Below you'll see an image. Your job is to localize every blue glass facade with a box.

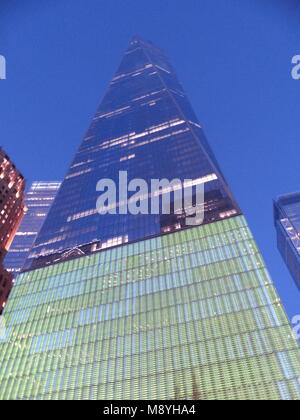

[24,37,240,269]
[4,182,61,274]
[1,37,299,400]
[274,192,300,290]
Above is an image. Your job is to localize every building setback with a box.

[4,181,61,275]
[0,38,300,400]
[0,148,25,313]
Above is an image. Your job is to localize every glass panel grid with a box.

[1,216,300,400]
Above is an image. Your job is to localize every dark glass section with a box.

[274,192,300,290]
[24,37,240,269]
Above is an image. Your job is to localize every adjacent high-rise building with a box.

[4,181,61,275]
[1,38,300,400]
[0,148,25,313]
[274,192,300,291]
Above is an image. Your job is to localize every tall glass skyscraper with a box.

[274,192,300,291]
[1,37,300,400]
[4,182,61,275]
[24,36,240,269]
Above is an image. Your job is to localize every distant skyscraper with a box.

[0,148,25,313]
[274,192,300,291]
[1,38,300,400]
[4,181,61,274]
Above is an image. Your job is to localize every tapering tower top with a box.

[24,36,240,270]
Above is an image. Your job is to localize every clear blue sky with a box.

[1,0,300,320]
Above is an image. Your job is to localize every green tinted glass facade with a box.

[1,216,300,400]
